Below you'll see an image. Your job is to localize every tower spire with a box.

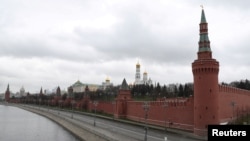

[198,8,212,59]
[7,83,9,92]
[5,84,10,102]
[200,6,206,23]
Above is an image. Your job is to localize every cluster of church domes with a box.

[134,61,152,85]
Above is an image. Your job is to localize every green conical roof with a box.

[201,9,207,23]
[198,8,211,52]
[120,78,129,90]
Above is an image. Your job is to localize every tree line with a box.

[221,79,250,90]
[131,82,193,100]
[16,79,250,103]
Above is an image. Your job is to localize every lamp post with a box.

[89,101,92,112]
[142,102,150,141]
[163,98,168,132]
[39,98,42,110]
[47,99,49,111]
[112,101,116,120]
[231,101,236,124]
[71,100,75,119]
[93,100,98,126]
[248,107,250,125]
[58,100,63,115]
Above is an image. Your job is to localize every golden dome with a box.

[136,61,140,67]
[106,76,110,82]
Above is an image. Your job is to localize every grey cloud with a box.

[1,0,250,93]
[74,8,197,65]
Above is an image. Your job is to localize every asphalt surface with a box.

[15,104,207,141]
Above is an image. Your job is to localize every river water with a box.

[0,104,80,141]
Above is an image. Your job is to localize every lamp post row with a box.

[163,99,168,132]
[142,102,150,141]
[93,100,98,126]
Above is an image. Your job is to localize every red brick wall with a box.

[87,97,194,131]
[219,85,250,124]
[126,98,194,131]
[89,101,115,115]
[85,85,250,134]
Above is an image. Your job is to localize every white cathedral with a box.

[134,61,153,85]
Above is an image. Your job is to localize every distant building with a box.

[168,83,179,93]
[20,86,26,97]
[134,61,152,85]
[0,93,5,100]
[5,84,10,102]
[69,80,100,93]
[101,76,113,90]
[56,86,61,96]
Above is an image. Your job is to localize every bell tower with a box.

[192,8,220,136]
[135,61,141,85]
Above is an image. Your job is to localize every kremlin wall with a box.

[4,9,250,137]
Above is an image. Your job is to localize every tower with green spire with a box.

[192,8,220,136]
[5,84,10,102]
[198,8,212,59]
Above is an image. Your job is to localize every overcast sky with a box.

[1,0,250,93]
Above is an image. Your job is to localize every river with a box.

[0,104,80,141]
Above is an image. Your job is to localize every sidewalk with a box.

[17,104,207,141]
[17,105,142,141]
[71,109,207,141]
[112,117,207,141]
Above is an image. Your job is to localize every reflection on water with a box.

[0,105,80,141]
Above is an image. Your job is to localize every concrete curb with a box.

[17,105,109,141]
[14,104,207,141]
[16,105,140,141]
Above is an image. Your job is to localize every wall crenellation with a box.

[219,84,250,95]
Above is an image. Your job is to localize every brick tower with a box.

[5,84,10,102]
[192,8,220,136]
[114,78,132,118]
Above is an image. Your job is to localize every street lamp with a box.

[93,100,98,126]
[142,101,150,141]
[231,101,236,124]
[71,100,75,119]
[58,100,63,115]
[163,98,168,131]
[47,99,50,111]
[112,101,116,120]
[248,107,250,125]
[39,98,42,110]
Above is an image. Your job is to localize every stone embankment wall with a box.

[15,105,109,141]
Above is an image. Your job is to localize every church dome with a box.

[72,80,84,87]
[106,76,110,82]
[136,61,140,67]
[20,86,25,92]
